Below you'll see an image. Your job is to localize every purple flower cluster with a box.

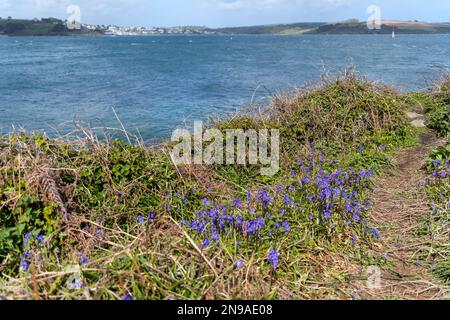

[20,232,46,272]
[179,145,381,272]
[268,249,279,269]
[20,250,31,271]
[431,160,449,179]
[294,149,374,227]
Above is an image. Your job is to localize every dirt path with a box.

[358,131,449,300]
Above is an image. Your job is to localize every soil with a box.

[355,131,449,299]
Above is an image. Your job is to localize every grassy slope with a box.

[213,21,450,35]
[416,76,450,284]
[0,72,448,300]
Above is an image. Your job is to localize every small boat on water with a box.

[392,29,396,39]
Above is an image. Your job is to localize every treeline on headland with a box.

[0,70,448,299]
[0,17,103,36]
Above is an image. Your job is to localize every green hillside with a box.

[0,17,102,36]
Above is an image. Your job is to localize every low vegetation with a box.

[420,141,449,284]
[0,71,448,300]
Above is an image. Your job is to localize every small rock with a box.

[406,112,422,120]
[411,119,426,128]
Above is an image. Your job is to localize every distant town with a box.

[102,25,216,36]
[1,16,450,36]
[0,16,218,36]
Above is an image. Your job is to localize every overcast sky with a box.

[1,0,449,27]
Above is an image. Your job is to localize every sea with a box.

[1,34,449,140]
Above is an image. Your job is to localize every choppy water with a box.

[0,34,449,140]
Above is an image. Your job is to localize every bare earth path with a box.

[358,131,449,300]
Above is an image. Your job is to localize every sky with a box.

[0,0,449,28]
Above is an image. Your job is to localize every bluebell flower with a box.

[136,216,145,223]
[247,217,265,235]
[257,189,273,209]
[203,198,209,206]
[148,212,156,221]
[68,279,85,290]
[122,294,134,301]
[235,215,243,228]
[80,256,90,264]
[284,194,292,206]
[236,260,244,269]
[247,190,252,203]
[24,232,32,246]
[433,160,441,168]
[35,234,45,244]
[20,254,29,271]
[282,221,290,233]
[318,152,325,163]
[323,210,331,219]
[370,227,381,239]
[268,249,279,269]
[202,238,211,249]
[232,198,242,207]
[211,226,219,242]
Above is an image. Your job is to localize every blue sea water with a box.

[0,34,449,140]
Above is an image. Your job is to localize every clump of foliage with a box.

[271,71,410,147]
[0,71,420,300]
[211,71,414,187]
[422,140,450,283]
[423,75,450,137]
[184,146,380,273]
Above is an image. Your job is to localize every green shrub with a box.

[424,76,450,137]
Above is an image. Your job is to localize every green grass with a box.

[0,71,445,300]
[417,139,450,284]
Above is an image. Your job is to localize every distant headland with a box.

[1,17,450,36]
